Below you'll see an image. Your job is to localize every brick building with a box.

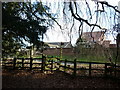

[77,31,111,48]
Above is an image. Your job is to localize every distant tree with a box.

[113,23,120,63]
[113,23,120,47]
[2,2,53,57]
[62,0,120,63]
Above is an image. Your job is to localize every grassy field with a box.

[60,55,120,64]
[62,55,107,62]
[16,54,120,64]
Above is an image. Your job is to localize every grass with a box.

[61,55,107,62]
[61,55,120,64]
[12,54,120,64]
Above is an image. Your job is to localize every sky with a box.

[41,0,120,45]
[27,0,120,46]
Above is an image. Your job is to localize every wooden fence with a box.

[2,56,59,72]
[2,57,120,78]
[59,59,120,78]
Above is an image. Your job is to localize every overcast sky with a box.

[42,0,120,45]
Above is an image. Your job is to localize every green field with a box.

[47,55,120,64]
[61,55,107,62]
[16,53,120,64]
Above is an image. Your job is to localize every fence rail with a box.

[2,57,120,78]
[59,59,120,77]
[2,57,59,72]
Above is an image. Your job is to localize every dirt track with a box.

[2,70,120,88]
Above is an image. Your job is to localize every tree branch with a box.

[69,2,105,30]
[98,1,120,13]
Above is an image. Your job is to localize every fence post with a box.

[114,64,116,77]
[104,63,107,77]
[2,58,5,68]
[22,58,24,69]
[30,57,33,70]
[41,55,46,72]
[73,59,77,76]
[51,60,53,72]
[13,58,16,70]
[89,62,91,77]
[57,58,60,70]
[64,59,67,73]
[41,55,44,72]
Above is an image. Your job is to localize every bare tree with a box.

[62,0,120,63]
[41,0,120,63]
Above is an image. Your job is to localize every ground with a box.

[2,70,120,88]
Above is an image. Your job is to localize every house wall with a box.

[102,41,111,48]
[82,31,104,42]
[43,48,75,56]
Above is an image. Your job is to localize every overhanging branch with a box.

[69,2,105,30]
[98,1,120,13]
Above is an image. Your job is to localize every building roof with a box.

[45,42,72,48]
[109,44,117,48]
